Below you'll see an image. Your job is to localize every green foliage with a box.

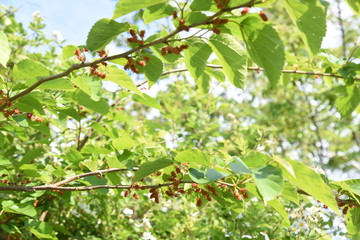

[0,0,359,239]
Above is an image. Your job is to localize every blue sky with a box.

[1,0,355,49]
[2,0,117,46]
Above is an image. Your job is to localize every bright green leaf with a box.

[284,0,328,56]
[268,198,291,227]
[62,45,77,59]
[229,158,252,174]
[281,158,340,214]
[240,16,285,88]
[0,31,10,67]
[189,168,210,184]
[12,59,49,81]
[71,76,102,101]
[207,168,230,181]
[336,84,360,118]
[132,93,163,112]
[143,3,176,24]
[252,165,284,202]
[190,0,212,11]
[175,149,211,166]
[86,18,129,51]
[112,136,137,151]
[133,158,173,182]
[141,53,163,87]
[82,159,98,172]
[113,0,168,19]
[184,39,212,82]
[38,78,75,91]
[72,89,109,115]
[106,65,143,96]
[208,34,247,89]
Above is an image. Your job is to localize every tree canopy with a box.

[0,0,359,239]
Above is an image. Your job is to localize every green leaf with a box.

[28,220,57,240]
[38,78,75,91]
[106,65,143,96]
[208,34,247,89]
[281,158,340,214]
[345,207,360,235]
[86,18,129,51]
[189,168,210,184]
[2,200,37,217]
[62,45,77,59]
[229,158,252,174]
[268,199,290,228]
[112,136,138,151]
[175,149,212,166]
[184,39,212,82]
[242,152,271,168]
[345,0,360,15]
[335,84,360,118]
[190,0,212,11]
[71,76,102,101]
[252,165,284,202]
[133,158,173,182]
[12,59,49,81]
[240,16,285,88]
[72,89,109,115]
[207,168,230,181]
[82,159,98,172]
[284,0,328,56]
[143,3,176,24]
[113,0,168,19]
[196,73,211,94]
[15,94,45,115]
[0,31,10,67]
[132,93,163,112]
[141,53,163,87]
[281,181,300,205]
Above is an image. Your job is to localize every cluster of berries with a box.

[229,187,248,200]
[127,29,145,45]
[215,0,229,9]
[74,48,88,62]
[210,18,229,35]
[0,91,12,107]
[90,62,108,79]
[161,44,188,56]
[1,174,32,186]
[3,108,20,118]
[241,7,268,22]
[337,201,355,215]
[124,56,150,74]
[26,113,44,122]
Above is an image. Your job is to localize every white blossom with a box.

[52,30,64,42]
[122,208,133,217]
[32,11,43,21]
[142,232,156,240]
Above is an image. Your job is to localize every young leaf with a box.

[240,16,285,88]
[62,45,77,59]
[86,18,129,51]
[0,31,10,67]
[196,73,211,94]
[189,168,210,184]
[112,136,138,151]
[190,0,212,11]
[112,0,169,19]
[106,65,143,96]
[267,199,291,227]
[229,158,252,174]
[133,158,173,182]
[281,158,340,214]
[284,0,328,56]
[38,78,75,91]
[175,149,212,166]
[12,59,49,81]
[141,53,163,87]
[132,93,164,112]
[72,89,109,115]
[252,165,284,202]
[335,84,360,118]
[208,34,247,89]
[184,39,212,82]
[71,76,102,101]
[143,3,176,24]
